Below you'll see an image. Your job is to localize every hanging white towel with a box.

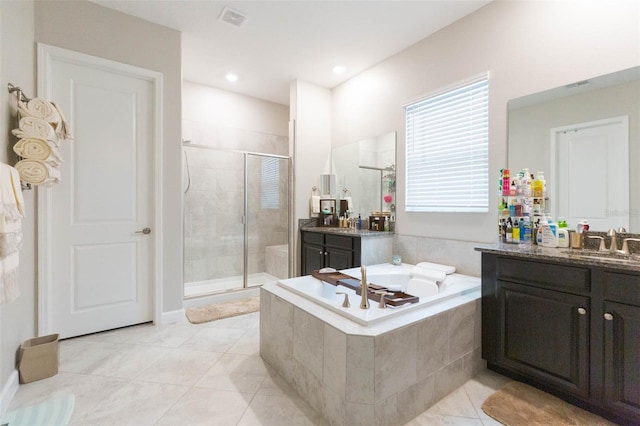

[406,278,439,298]
[50,101,73,141]
[310,195,321,214]
[0,164,24,304]
[12,117,58,145]
[18,97,61,125]
[13,137,62,166]
[15,159,61,187]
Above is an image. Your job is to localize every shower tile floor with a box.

[184,273,279,298]
[7,310,510,425]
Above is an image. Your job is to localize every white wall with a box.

[34,0,183,314]
[0,0,36,409]
[332,0,640,246]
[290,80,332,275]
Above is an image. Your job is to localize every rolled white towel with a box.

[406,278,438,298]
[12,117,58,145]
[18,97,61,124]
[415,262,456,275]
[411,267,446,283]
[13,137,62,166]
[15,159,61,187]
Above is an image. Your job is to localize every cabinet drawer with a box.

[496,257,590,293]
[603,271,640,306]
[302,231,324,245]
[325,234,354,250]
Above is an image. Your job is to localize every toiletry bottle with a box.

[511,218,520,243]
[518,218,525,242]
[523,217,532,244]
[384,216,390,232]
[522,168,532,197]
[502,169,510,196]
[506,219,513,243]
[357,214,362,230]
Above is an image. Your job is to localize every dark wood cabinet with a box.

[301,231,361,275]
[482,252,640,425]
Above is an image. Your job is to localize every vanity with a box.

[300,226,393,275]
[477,244,640,425]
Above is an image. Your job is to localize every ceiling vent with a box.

[219,6,248,28]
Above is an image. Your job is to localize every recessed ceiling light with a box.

[333,65,346,75]
[225,73,238,82]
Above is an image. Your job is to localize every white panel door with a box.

[553,117,629,231]
[40,46,157,338]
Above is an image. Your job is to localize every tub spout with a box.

[360,265,370,309]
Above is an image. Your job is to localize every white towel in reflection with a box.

[410,267,446,283]
[406,278,438,298]
[18,97,61,124]
[13,137,62,166]
[15,159,61,187]
[310,195,320,214]
[416,262,456,275]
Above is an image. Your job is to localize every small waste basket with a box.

[17,334,59,384]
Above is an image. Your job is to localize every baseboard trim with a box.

[159,308,185,325]
[0,369,19,418]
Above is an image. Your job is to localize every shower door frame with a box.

[182,143,291,297]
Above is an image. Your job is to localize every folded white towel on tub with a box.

[15,159,61,187]
[13,137,62,166]
[406,278,438,298]
[411,267,446,283]
[415,262,456,275]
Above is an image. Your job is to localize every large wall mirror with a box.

[508,66,639,232]
[331,131,396,217]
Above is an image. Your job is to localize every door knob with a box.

[135,227,151,235]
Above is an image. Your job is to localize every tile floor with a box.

[8,311,511,425]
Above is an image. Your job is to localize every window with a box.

[261,157,280,209]
[405,75,489,212]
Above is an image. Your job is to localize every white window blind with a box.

[405,75,489,212]
[261,157,280,209]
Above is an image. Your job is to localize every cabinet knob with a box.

[319,250,323,255]
[577,307,587,315]
[604,313,614,321]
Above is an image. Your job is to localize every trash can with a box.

[17,334,59,384]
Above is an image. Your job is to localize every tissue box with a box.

[18,334,59,384]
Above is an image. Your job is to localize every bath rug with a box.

[186,296,260,324]
[1,394,75,426]
[481,381,615,425]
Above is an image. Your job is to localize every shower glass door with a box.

[183,146,290,298]
[246,154,290,287]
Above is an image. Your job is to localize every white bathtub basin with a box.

[277,263,480,326]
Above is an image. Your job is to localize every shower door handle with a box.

[136,227,151,235]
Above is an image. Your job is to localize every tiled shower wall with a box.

[183,125,289,284]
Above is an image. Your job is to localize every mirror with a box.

[508,66,639,232]
[331,131,396,217]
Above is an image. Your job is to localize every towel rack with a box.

[8,83,33,190]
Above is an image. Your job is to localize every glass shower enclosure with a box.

[183,145,290,298]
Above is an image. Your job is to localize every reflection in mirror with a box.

[332,131,396,218]
[508,66,639,232]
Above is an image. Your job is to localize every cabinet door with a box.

[497,281,590,399]
[302,243,325,276]
[326,247,353,271]
[603,301,640,422]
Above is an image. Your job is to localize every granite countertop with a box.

[300,225,394,238]
[475,243,640,272]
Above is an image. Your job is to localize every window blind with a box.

[405,75,489,212]
[261,157,280,209]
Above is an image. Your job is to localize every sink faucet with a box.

[607,229,618,253]
[360,265,370,309]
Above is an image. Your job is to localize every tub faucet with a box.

[360,265,370,310]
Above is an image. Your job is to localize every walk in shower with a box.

[183,144,290,298]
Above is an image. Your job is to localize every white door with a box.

[552,116,629,231]
[38,45,160,338]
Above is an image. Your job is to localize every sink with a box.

[562,249,640,265]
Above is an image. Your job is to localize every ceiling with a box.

[91,1,491,106]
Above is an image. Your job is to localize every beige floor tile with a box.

[128,321,202,348]
[195,353,268,394]
[237,394,327,426]
[228,324,261,355]
[427,387,478,419]
[135,348,222,385]
[255,367,301,399]
[405,413,484,426]
[83,344,170,378]
[58,340,122,373]
[205,311,260,330]
[70,380,189,425]
[180,326,248,352]
[463,369,512,422]
[156,387,252,426]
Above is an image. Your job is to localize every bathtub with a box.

[276,262,480,326]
